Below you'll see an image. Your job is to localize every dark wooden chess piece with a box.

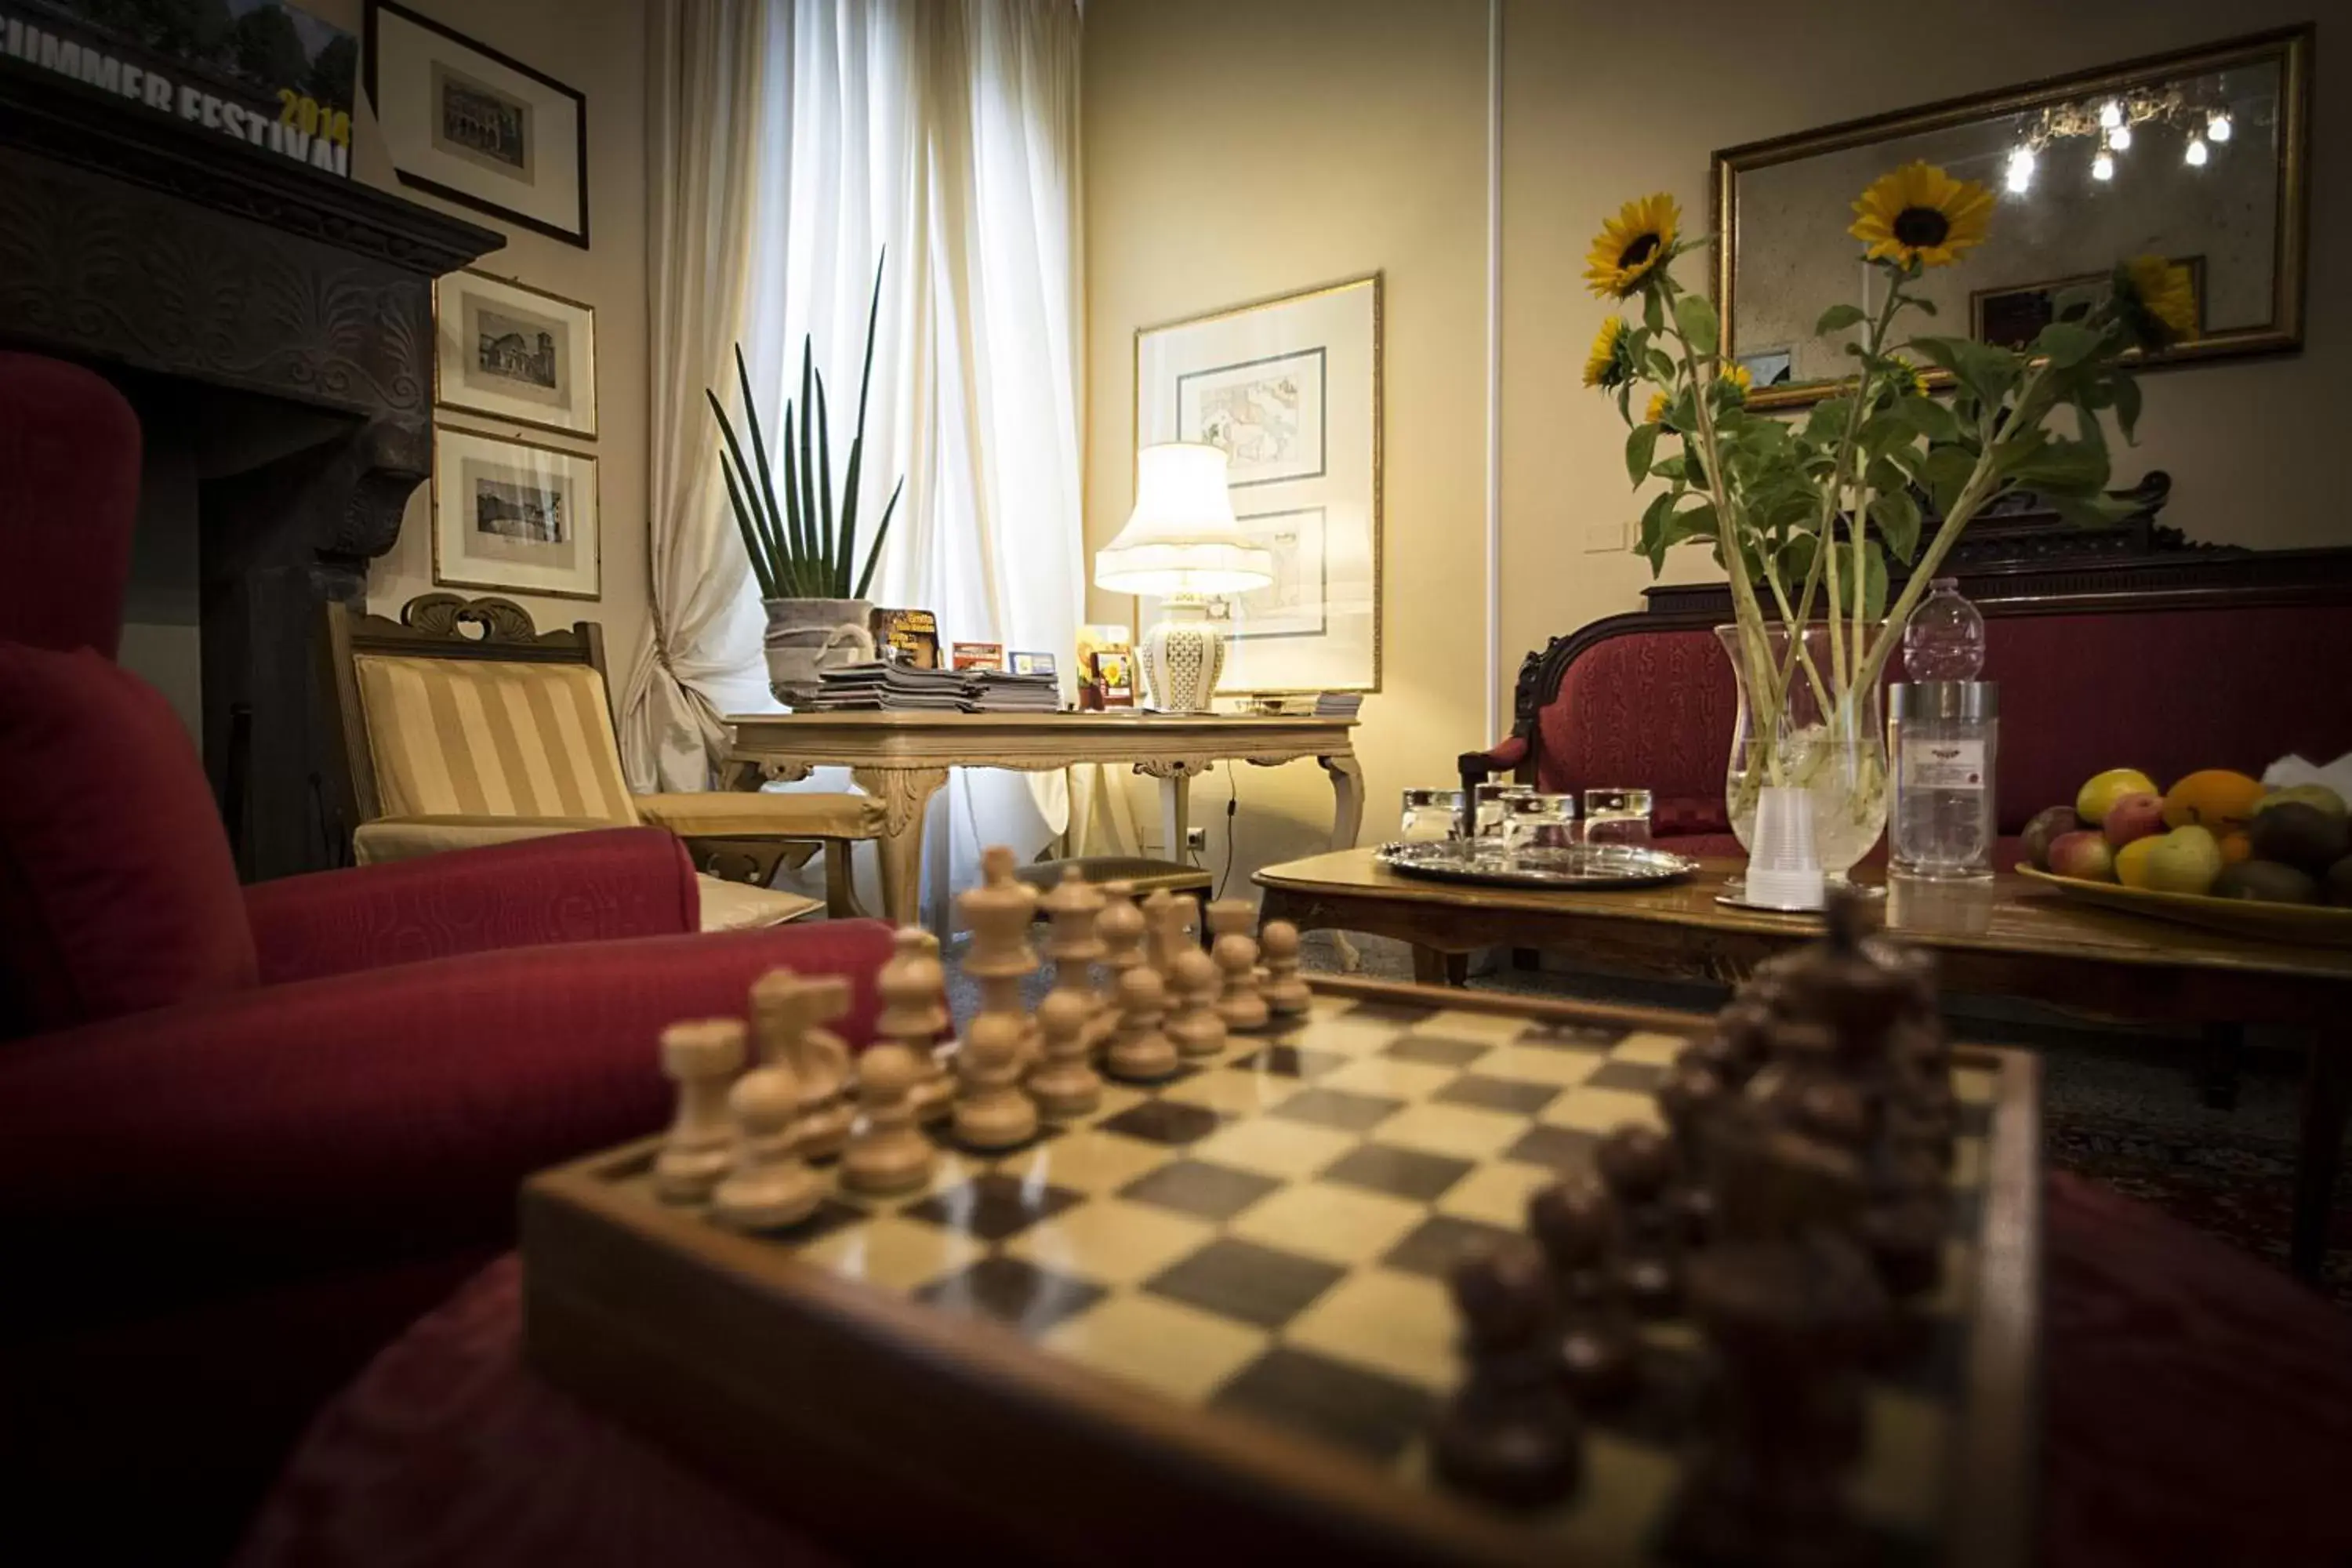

[1526,1176,1641,1406]
[1657,1058,1727,1245]
[1430,1242,1584,1508]
[1595,1123,1682,1317]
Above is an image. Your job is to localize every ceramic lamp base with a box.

[1138,597,1227,713]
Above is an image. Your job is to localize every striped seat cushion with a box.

[352,653,639,826]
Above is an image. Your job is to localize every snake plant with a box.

[706,251,903,601]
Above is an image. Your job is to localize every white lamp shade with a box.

[1095,443,1274,597]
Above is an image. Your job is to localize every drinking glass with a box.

[1472,782,1534,841]
[1582,787,1654,848]
[1501,793,1578,858]
[1399,787,1466,843]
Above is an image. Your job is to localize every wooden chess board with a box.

[522,977,2038,1567]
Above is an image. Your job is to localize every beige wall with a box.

[1087,0,2347,898]
[1083,0,1490,889]
[328,0,651,672]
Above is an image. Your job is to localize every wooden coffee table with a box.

[1255,848,2352,1283]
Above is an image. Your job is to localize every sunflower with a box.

[1849,161,1993,268]
[1643,390,1672,426]
[1722,362,1753,396]
[1583,316,1638,390]
[2113,255,2198,349]
[1584,194,1680,299]
[1886,354,1930,398]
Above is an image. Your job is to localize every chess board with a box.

[522,977,2038,1568]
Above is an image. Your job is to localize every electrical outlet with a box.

[1584,520,1624,554]
[1185,827,1208,852]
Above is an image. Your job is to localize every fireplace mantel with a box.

[0,55,503,879]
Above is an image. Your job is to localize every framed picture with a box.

[1971,257,2206,351]
[432,427,601,600]
[1134,276,1381,695]
[434,270,597,438]
[365,0,589,247]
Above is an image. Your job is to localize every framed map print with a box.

[435,270,598,438]
[1134,276,1381,694]
[432,427,601,600]
[365,0,590,247]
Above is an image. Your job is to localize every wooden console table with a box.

[1255,848,2352,1283]
[726,712,1363,926]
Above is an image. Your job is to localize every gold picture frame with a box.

[434,268,600,440]
[1712,25,2310,410]
[1130,274,1384,696]
[431,425,602,601]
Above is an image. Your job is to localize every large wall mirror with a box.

[1714,27,2310,410]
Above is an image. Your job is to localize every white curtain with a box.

[624,0,1095,916]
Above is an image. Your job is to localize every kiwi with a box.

[2245,800,2352,873]
[2211,861,2319,906]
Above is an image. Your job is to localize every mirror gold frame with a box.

[1711,26,2310,411]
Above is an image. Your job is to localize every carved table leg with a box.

[1160,771,1193,866]
[852,767,949,928]
[1320,753,1367,972]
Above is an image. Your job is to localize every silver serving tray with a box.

[1375,839,1700,890]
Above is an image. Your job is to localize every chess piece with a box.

[1526,1177,1641,1406]
[887,927,955,1125]
[1141,887,1182,975]
[750,969,855,1161]
[1258,919,1311,1018]
[953,1011,1037,1149]
[1657,1058,1726,1244]
[1093,882,1147,1049]
[1210,933,1269,1033]
[1430,1242,1584,1508]
[843,946,943,1196]
[1029,988,1102,1117]
[654,1019,746,1203]
[960,848,1040,1058]
[1595,1123,1682,1317]
[710,1064,823,1231]
[1038,869,1106,1048]
[1165,946,1228,1061]
[1104,964,1180,1083]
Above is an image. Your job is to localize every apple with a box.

[2021,805,2081,870]
[2115,824,2225,897]
[2077,768,2159,827]
[2047,830,2117,883]
[2103,792,2167,849]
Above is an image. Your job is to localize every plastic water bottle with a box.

[1890,579,1996,880]
[1901,578,1985,681]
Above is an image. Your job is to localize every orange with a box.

[2220,831,2253,864]
[2161,769,2266,834]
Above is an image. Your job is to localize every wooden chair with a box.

[321,593,887,926]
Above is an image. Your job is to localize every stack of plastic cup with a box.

[1747,785,1825,910]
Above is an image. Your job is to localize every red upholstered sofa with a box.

[0,353,898,1563]
[1461,542,2352,868]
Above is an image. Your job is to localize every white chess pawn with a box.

[886,927,955,1125]
[654,1019,746,1203]
[1093,882,1146,1051]
[1105,964,1180,1083]
[1260,920,1312,1018]
[1213,932,1270,1033]
[711,1065,823,1230]
[1167,947,1229,1060]
[1028,988,1102,1117]
[840,1042,934,1196]
[954,1011,1037,1149]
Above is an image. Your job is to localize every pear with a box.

[2115,824,2224,897]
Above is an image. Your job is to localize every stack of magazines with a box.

[1313,691,1364,719]
[800,662,1063,714]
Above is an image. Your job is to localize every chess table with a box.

[522,977,2039,1566]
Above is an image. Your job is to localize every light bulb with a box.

[2109,124,2132,151]
[2005,146,2035,194]
[2092,151,2114,181]
[2185,136,2209,168]
[2208,112,2233,143]
[2099,100,2123,129]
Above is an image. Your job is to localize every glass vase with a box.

[1715,623,1889,882]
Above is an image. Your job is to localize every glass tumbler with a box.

[1473,782,1534,841]
[1582,787,1655,848]
[1399,788,1466,844]
[1501,793,1578,858]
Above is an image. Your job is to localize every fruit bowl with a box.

[2016,867,2352,949]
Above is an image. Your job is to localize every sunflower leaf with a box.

[1672,294,1719,356]
[2034,321,2100,368]
[1643,289,1664,334]
[1625,421,1660,485]
[2112,373,2143,444]
[1816,303,1867,336]
[1869,488,1922,563]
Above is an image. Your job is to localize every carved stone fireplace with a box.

[0,56,500,880]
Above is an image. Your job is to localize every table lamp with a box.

[1094,442,1274,713]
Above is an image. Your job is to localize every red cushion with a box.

[0,643,257,1036]
[0,353,139,659]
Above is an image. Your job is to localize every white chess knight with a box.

[749,968,854,1160]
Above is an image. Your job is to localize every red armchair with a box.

[0,352,899,1563]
